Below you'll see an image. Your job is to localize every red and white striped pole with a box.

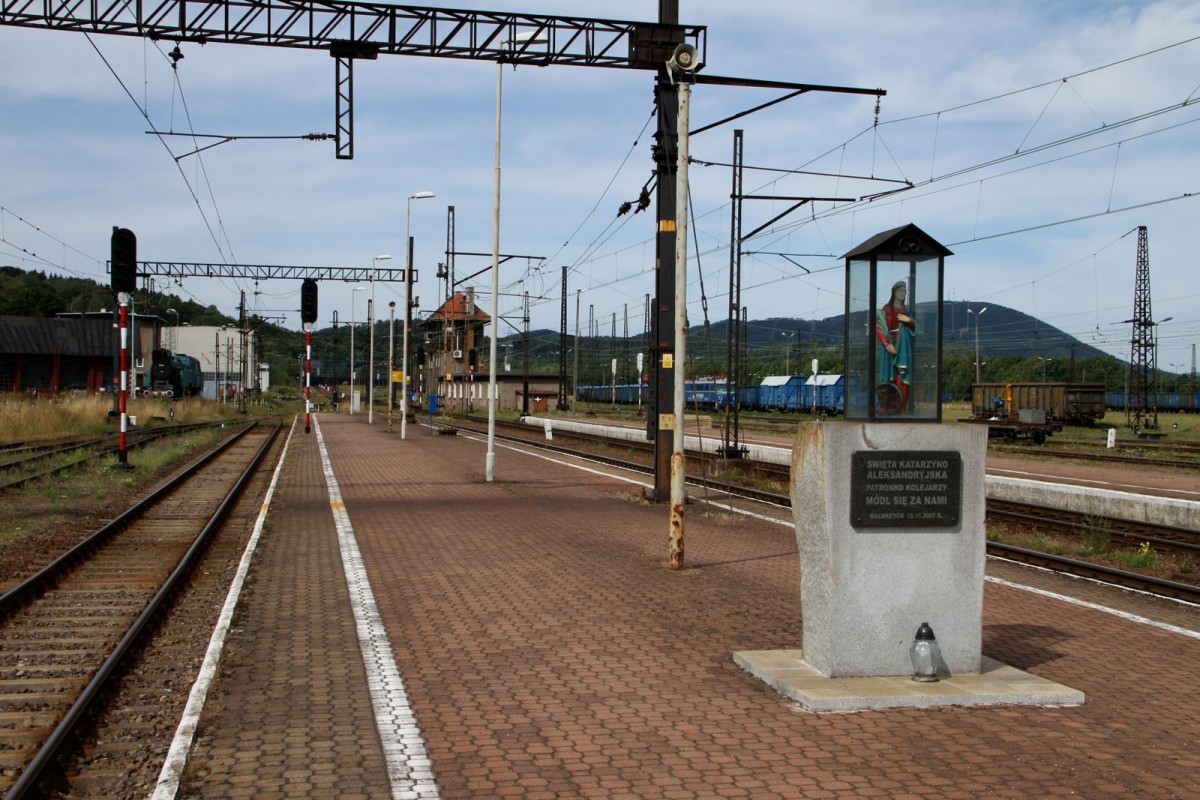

[304,324,313,434]
[117,293,131,467]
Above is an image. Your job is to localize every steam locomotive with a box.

[149,348,203,398]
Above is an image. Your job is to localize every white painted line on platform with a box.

[152,417,298,800]
[315,417,441,800]
[986,575,1200,639]
[457,429,653,488]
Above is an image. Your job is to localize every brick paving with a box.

[177,419,392,799]
[182,413,1199,799]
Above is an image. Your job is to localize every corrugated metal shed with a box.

[0,316,112,357]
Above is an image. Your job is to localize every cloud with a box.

[1,1,1198,367]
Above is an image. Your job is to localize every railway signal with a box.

[300,278,319,324]
[110,226,138,468]
[301,279,318,433]
[110,227,137,296]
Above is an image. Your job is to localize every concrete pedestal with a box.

[791,422,987,678]
[734,420,1085,711]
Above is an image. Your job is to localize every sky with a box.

[1,1,1198,376]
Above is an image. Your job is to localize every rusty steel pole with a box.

[668,78,690,570]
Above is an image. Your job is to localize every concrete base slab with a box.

[734,650,1085,712]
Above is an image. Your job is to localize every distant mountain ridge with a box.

[520,302,1110,361]
[739,302,1109,360]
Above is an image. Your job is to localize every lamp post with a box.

[350,286,366,413]
[368,254,392,423]
[487,31,547,482]
[388,300,397,432]
[1170,362,1183,393]
[1154,317,1173,403]
[968,306,987,383]
[1037,356,1053,382]
[781,330,798,375]
[403,191,435,440]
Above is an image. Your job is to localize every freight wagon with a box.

[576,379,732,409]
[971,382,1106,426]
[965,382,1105,442]
[737,375,845,415]
[1105,391,1200,413]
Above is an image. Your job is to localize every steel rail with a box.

[987,541,1200,603]
[4,422,282,799]
[0,422,221,491]
[989,443,1199,470]
[986,499,1200,557]
[0,421,256,617]
[0,432,111,456]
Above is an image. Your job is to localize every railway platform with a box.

[165,413,1199,799]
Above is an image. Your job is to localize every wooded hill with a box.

[1,266,1143,395]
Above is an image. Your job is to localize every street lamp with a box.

[1154,317,1173,399]
[1037,356,1053,382]
[368,254,392,424]
[781,330,798,375]
[968,306,987,383]
[1170,362,1184,393]
[487,30,548,482]
[403,191,435,439]
[350,286,367,413]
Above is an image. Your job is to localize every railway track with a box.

[986,498,1200,559]
[0,421,282,798]
[0,422,224,493]
[441,415,1200,603]
[986,542,1200,603]
[989,440,1199,470]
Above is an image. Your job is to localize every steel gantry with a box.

[2,0,705,500]
[135,261,413,282]
[0,0,705,158]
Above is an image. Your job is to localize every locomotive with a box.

[149,348,203,398]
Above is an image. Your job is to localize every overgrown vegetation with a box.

[986,522,1198,582]
[0,424,225,546]
[0,394,252,440]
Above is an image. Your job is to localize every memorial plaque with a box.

[850,450,962,529]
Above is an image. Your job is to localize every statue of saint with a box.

[875,280,916,414]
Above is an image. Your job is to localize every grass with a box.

[0,394,277,441]
[986,520,1200,582]
[0,391,295,550]
[0,426,225,546]
[1122,541,1160,570]
[1079,515,1111,556]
